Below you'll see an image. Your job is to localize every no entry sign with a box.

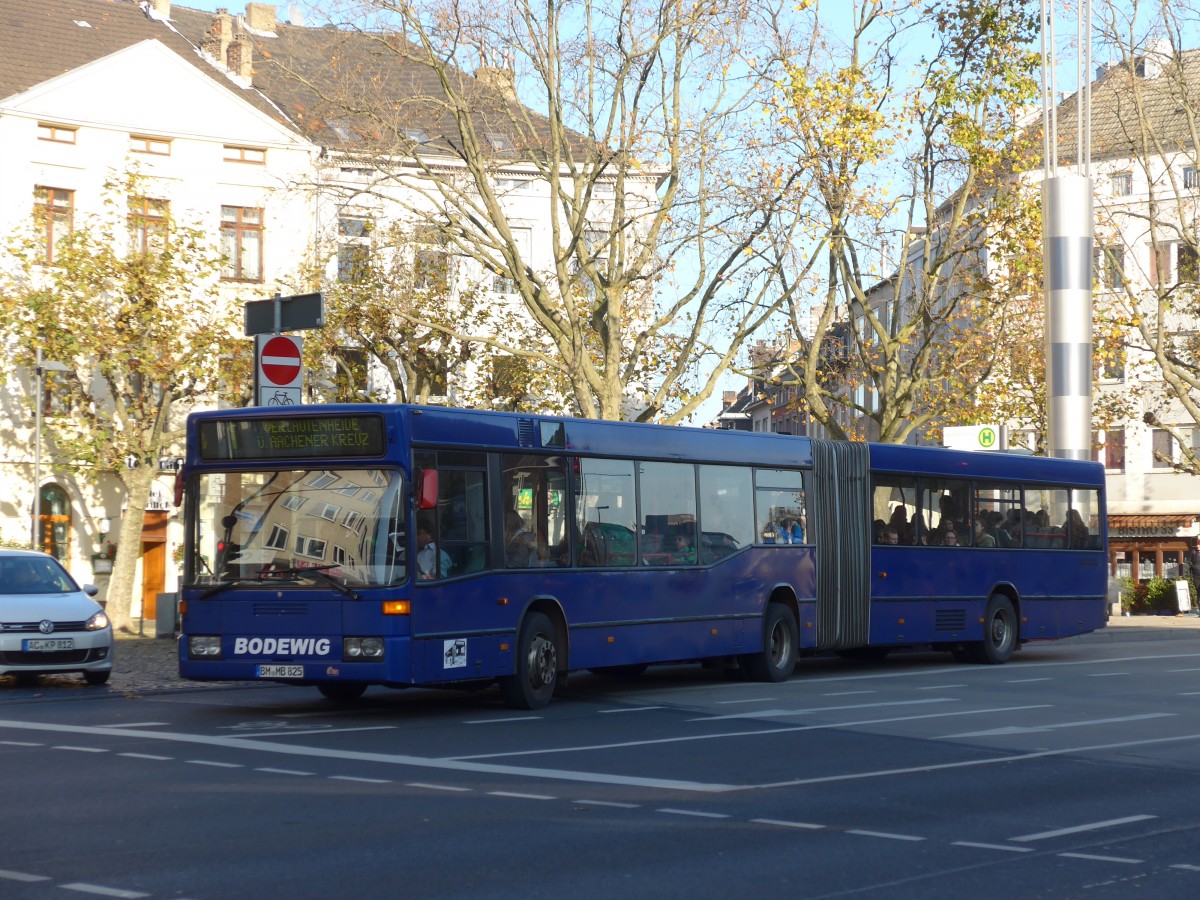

[254,334,303,407]
[259,335,302,386]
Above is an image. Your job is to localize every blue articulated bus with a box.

[178,404,1108,708]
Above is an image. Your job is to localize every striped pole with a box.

[1043,174,1094,461]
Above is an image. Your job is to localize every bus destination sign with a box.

[199,415,387,460]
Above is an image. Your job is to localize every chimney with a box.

[203,10,233,63]
[722,391,736,407]
[227,35,253,79]
[475,66,517,101]
[148,0,170,20]
[245,3,277,34]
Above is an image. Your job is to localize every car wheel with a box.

[83,670,111,685]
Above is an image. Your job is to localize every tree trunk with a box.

[104,465,156,633]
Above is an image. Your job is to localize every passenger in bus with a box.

[415,519,452,580]
[504,510,539,568]
[942,529,959,547]
[888,507,911,545]
[1064,509,1090,548]
[672,533,697,565]
[973,518,995,548]
[786,517,805,543]
[880,527,899,545]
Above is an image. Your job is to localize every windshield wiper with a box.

[262,565,361,600]
[198,577,264,600]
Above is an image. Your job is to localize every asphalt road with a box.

[1,621,1199,899]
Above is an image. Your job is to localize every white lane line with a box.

[953,842,1033,853]
[187,760,242,769]
[255,768,313,776]
[573,799,640,809]
[1171,864,1200,871]
[1010,815,1157,843]
[0,740,42,747]
[751,818,824,830]
[54,746,107,753]
[0,869,51,882]
[823,691,877,697]
[452,705,1051,761]
[61,884,150,898]
[406,782,471,792]
[693,698,956,722]
[1167,668,1200,673]
[329,775,391,784]
[1180,692,1200,696]
[118,753,173,761]
[917,684,966,691]
[1086,672,1130,678]
[940,713,1174,740]
[715,698,775,705]
[96,722,168,729]
[488,791,557,801]
[657,808,730,819]
[598,706,666,714]
[462,716,542,725]
[847,829,924,842]
[1058,852,1143,864]
[1006,678,1052,683]
[233,726,398,738]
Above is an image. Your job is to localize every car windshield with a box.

[189,468,406,590]
[0,557,78,594]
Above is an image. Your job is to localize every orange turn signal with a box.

[382,600,411,615]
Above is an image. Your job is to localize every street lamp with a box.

[30,348,70,550]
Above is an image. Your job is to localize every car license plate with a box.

[257,664,304,678]
[23,638,74,652]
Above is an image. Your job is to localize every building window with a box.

[34,187,73,264]
[130,134,171,155]
[224,145,266,164]
[128,197,169,255]
[1111,172,1132,196]
[1186,166,1199,190]
[1152,428,1176,469]
[1179,244,1199,284]
[414,235,449,291]
[337,216,372,283]
[38,123,77,144]
[221,206,263,281]
[1094,428,1125,471]
[1095,245,1124,290]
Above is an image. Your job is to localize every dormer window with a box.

[38,123,77,144]
[130,134,171,156]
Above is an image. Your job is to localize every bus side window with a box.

[500,453,568,568]
[698,465,754,563]
[753,469,807,545]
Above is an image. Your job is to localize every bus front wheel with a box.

[501,612,558,710]
[742,604,798,683]
[969,595,1017,664]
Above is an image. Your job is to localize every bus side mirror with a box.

[417,470,438,510]
[174,471,184,508]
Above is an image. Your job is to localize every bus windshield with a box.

[189,468,406,589]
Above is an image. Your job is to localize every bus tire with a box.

[500,612,558,710]
[972,595,1018,664]
[318,682,367,703]
[742,604,798,683]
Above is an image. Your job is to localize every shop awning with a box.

[1108,514,1198,538]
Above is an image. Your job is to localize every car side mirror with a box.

[83,584,99,597]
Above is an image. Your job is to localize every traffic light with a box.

[216,540,242,574]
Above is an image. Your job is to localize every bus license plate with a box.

[257,665,304,678]
[23,638,74,651]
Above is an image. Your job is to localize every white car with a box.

[0,549,114,685]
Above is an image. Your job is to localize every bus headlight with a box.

[189,635,222,658]
[344,637,384,660]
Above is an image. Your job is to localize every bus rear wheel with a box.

[968,595,1018,664]
[742,604,798,683]
[501,612,558,710]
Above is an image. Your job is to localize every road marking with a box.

[953,842,1033,853]
[598,706,666,714]
[463,716,543,725]
[715,698,774,705]
[406,782,472,792]
[1167,668,1200,673]
[231,726,397,738]
[1058,852,1143,864]
[97,722,168,728]
[658,808,730,819]
[751,818,824,830]
[573,799,641,809]
[823,690,877,696]
[118,753,173,761]
[847,829,924,842]
[1010,815,1157,843]
[917,684,966,690]
[329,775,391,784]
[694,698,956,722]
[940,713,1174,739]
[1171,864,1200,871]
[1086,672,1130,678]
[1006,678,1052,683]
[54,745,107,753]
[0,740,42,747]
[452,706,1051,760]
[255,767,313,776]
[0,869,51,882]
[187,760,242,768]
[61,884,149,898]
[488,791,557,800]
